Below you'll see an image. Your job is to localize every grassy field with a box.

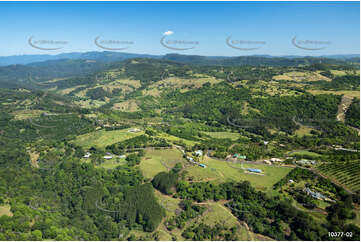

[140,148,186,179]
[308,90,360,98]
[273,71,331,82]
[294,125,314,137]
[112,100,140,112]
[152,191,251,240]
[73,99,106,109]
[200,202,239,227]
[157,132,198,146]
[12,109,44,120]
[288,150,322,158]
[186,156,292,192]
[97,158,127,169]
[73,128,144,149]
[0,205,12,217]
[195,202,252,240]
[203,131,240,141]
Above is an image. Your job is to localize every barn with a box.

[247,168,262,173]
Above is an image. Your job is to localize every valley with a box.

[0,54,360,241]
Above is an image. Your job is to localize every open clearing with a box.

[186,156,292,192]
[97,158,127,169]
[273,71,331,82]
[73,128,144,149]
[336,95,354,122]
[140,148,186,179]
[112,100,140,112]
[153,191,252,240]
[0,205,12,217]
[157,132,198,146]
[308,90,360,98]
[289,150,322,158]
[202,131,240,141]
[294,125,314,137]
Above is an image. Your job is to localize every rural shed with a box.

[247,168,262,173]
[199,164,207,168]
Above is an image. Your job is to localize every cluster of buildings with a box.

[185,150,207,168]
[128,128,141,133]
[303,187,329,201]
[296,159,317,166]
[83,152,126,160]
[186,156,207,168]
[263,158,283,164]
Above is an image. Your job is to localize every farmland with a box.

[202,131,241,140]
[185,156,292,192]
[0,51,359,241]
[318,161,360,192]
[73,128,144,149]
[140,148,186,178]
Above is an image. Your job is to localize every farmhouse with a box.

[264,159,272,165]
[247,168,262,173]
[128,128,141,133]
[270,158,282,162]
[104,154,113,160]
[304,187,327,200]
[83,152,91,158]
[118,155,126,158]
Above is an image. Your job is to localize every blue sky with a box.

[0,1,359,56]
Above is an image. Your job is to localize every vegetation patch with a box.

[73,128,144,149]
[140,148,185,179]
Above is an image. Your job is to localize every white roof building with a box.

[83,152,91,158]
[194,150,203,156]
[270,158,282,162]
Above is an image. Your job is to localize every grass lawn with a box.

[97,158,127,169]
[289,150,322,158]
[140,148,185,179]
[12,109,44,120]
[308,90,360,98]
[154,190,181,217]
[294,125,314,137]
[73,128,144,149]
[186,157,292,192]
[157,132,198,146]
[202,131,240,141]
[0,205,12,217]
[200,203,239,227]
[196,202,251,240]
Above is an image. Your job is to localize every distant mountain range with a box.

[0,51,359,66]
[0,51,359,89]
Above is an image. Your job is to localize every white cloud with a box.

[163,31,174,36]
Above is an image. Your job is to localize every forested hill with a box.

[162,53,360,66]
[0,53,359,90]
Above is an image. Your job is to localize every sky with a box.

[0,1,359,56]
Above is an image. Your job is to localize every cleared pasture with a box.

[140,148,186,179]
[73,128,144,149]
[186,156,292,192]
[202,131,240,141]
